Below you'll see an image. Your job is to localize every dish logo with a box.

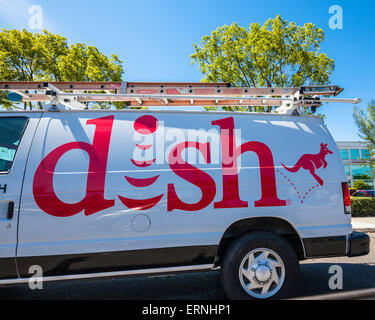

[33,115,286,217]
[32,116,115,217]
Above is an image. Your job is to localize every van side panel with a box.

[17,111,350,276]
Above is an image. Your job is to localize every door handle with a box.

[7,201,14,220]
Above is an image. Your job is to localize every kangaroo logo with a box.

[281,143,333,186]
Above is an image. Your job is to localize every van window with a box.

[0,117,28,173]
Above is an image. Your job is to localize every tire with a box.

[220,231,300,300]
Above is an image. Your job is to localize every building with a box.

[336,141,374,188]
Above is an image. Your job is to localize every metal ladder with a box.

[0,81,361,115]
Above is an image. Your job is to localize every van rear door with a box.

[0,113,41,279]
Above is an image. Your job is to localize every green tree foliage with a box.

[353,180,372,191]
[57,43,122,82]
[0,29,124,110]
[191,15,335,112]
[353,100,375,167]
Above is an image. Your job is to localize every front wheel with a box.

[221,231,300,299]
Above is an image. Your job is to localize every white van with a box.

[0,107,369,299]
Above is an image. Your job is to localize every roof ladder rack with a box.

[0,81,361,115]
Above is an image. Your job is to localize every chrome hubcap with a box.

[239,248,285,299]
[255,265,271,282]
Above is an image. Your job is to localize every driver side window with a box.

[0,117,28,173]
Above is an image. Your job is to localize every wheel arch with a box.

[215,216,306,266]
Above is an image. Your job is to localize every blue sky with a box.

[0,0,374,141]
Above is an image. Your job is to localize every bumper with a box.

[348,231,370,257]
[302,231,370,258]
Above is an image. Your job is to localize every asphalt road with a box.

[1,234,374,300]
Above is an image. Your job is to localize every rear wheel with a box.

[220,231,300,299]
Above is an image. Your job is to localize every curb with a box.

[352,218,375,233]
[353,228,375,233]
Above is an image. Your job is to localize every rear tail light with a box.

[342,182,351,214]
